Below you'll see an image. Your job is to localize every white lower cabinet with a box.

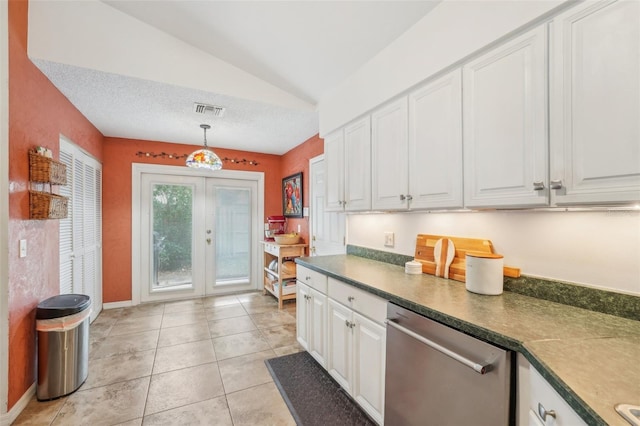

[296,279,328,368]
[327,279,387,425]
[296,266,328,367]
[529,365,586,426]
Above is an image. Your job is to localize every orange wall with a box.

[102,137,283,302]
[7,0,104,409]
[280,134,324,247]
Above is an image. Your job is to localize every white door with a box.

[324,130,345,212]
[372,97,409,210]
[296,282,311,350]
[310,155,345,256]
[327,298,353,393]
[140,172,259,302]
[59,138,102,322]
[309,288,328,368]
[344,116,372,211]
[353,312,386,424]
[550,0,640,205]
[205,178,258,295]
[409,68,464,210]
[463,25,549,208]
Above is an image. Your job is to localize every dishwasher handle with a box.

[385,318,491,375]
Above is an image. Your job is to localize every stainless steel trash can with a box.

[36,294,91,401]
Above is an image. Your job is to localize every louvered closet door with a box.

[59,150,74,295]
[59,138,102,322]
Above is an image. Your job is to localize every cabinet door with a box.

[409,69,463,209]
[344,116,372,211]
[296,282,310,350]
[353,312,386,425]
[324,130,345,211]
[309,288,327,368]
[530,367,586,425]
[327,298,353,393]
[463,25,549,208]
[372,97,409,210]
[550,0,640,205]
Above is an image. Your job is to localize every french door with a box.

[137,167,260,303]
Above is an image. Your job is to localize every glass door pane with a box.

[152,184,194,291]
[214,187,250,284]
[140,173,205,303]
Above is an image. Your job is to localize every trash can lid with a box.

[36,294,91,319]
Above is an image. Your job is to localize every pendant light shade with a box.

[186,124,223,170]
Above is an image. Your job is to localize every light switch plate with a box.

[19,239,27,258]
[384,232,395,247]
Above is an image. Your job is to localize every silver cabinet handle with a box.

[550,179,563,190]
[305,276,311,280]
[533,181,545,191]
[399,194,406,201]
[338,200,343,206]
[385,319,491,375]
[406,194,413,201]
[538,403,556,421]
[347,296,355,302]
[343,200,346,206]
[345,319,350,327]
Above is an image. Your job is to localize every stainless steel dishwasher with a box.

[385,303,514,426]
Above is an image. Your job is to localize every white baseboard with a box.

[103,300,133,310]
[1,383,35,426]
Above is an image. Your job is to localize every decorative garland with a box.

[135,151,259,166]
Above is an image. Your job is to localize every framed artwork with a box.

[282,172,303,218]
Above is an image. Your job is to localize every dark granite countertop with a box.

[295,254,640,426]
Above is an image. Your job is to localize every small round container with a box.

[465,253,504,295]
[405,260,422,275]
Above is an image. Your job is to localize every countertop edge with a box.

[295,257,608,426]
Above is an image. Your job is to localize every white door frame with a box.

[132,163,264,305]
[1,0,10,419]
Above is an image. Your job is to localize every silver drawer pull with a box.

[538,403,556,421]
[347,296,355,302]
[385,319,491,375]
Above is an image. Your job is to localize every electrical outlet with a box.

[19,239,27,258]
[384,232,394,247]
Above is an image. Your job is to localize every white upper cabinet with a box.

[463,25,549,208]
[324,130,345,211]
[409,68,464,209]
[372,97,409,210]
[324,117,371,212]
[550,0,640,205]
[344,116,372,211]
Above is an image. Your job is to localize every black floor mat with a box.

[265,351,378,426]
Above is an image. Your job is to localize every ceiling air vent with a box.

[193,103,226,117]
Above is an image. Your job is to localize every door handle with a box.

[206,238,212,245]
[385,319,491,374]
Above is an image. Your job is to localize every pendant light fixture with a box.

[186,124,223,170]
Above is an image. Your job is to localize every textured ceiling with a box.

[29,0,441,155]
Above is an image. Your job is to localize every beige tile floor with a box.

[14,292,301,426]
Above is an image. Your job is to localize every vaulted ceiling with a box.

[28,0,440,154]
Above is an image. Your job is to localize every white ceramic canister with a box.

[465,253,504,295]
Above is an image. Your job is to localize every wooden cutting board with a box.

[415,234,520,282]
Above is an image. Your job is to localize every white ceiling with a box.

[29,0,440,155]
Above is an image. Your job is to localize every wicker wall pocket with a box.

[29,151,67,184]
[29,190,68,219]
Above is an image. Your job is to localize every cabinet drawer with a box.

[264,243,279,256]
[296,265,327,294]
[328,278,386,324]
